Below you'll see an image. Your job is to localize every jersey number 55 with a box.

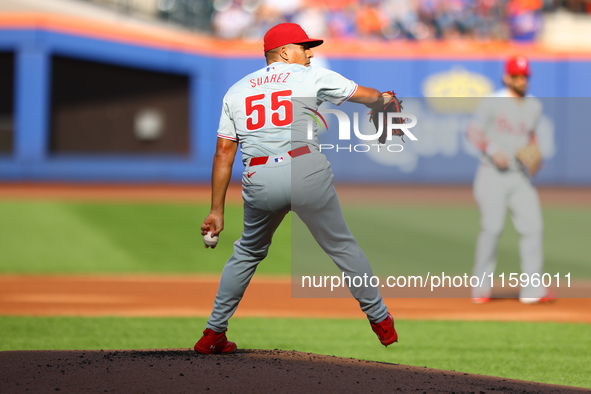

[245,90,292,130]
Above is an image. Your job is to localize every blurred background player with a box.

[467,55,555,304]
[194,23,397,354]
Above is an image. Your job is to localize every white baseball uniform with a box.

[206,62,389,332]
[468,88,545,301]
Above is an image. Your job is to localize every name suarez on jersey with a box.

[250,73,290,88]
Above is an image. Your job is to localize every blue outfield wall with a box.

[0,27,590,184]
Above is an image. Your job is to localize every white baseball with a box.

[203,231,219,247]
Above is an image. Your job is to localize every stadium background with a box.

[1,0,591,184]
[1,0,590,390]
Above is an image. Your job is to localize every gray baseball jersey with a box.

[470,88,543,171]
[217,63,357,163]
[206,62,388,332]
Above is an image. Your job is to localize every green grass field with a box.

[1,199,590,388]
[1,200,590,277]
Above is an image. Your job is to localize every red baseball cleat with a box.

[370,313,398,347]
[520,290,557,305]
[194,328,237,354]
[471,296,492,304]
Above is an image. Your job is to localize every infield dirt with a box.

[1,349,588,393]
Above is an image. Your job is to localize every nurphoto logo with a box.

[305,108,418,153]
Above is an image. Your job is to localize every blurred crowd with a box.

[207,0,532,42]
[151,0,591,42]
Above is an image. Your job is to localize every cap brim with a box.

[508,71,530,77]
[296,39,324,48]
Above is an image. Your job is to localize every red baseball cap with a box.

[263,23,324,52]
[505,55,531,76]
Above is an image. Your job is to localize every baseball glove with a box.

[369,92,405,144]
[516,142,542,176]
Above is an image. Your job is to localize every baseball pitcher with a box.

[194,23,398,354]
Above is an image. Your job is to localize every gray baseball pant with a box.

[472,165,545,299]
[206,152,388,332]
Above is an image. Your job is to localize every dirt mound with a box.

[0,349,585,392]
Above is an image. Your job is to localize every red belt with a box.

[249,146,311,167]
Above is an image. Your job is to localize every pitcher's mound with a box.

[0,349,583,392]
